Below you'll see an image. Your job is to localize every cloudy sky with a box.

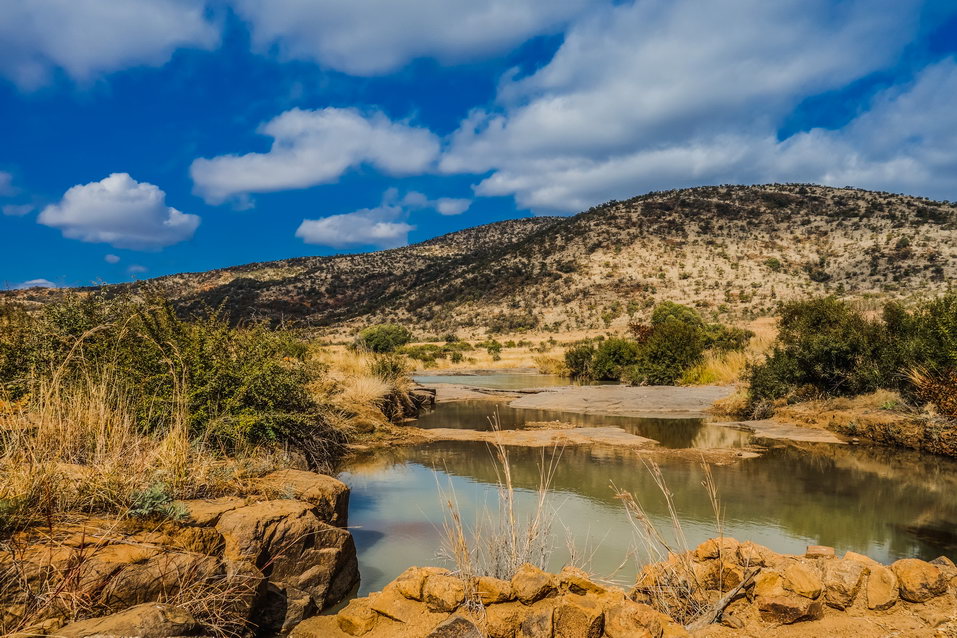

[2,0,956,289]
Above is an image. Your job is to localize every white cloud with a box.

[232,0,599,76]
[0,172,15,196]
[2,204,33,216]
[127,264,148,274]
[296,204,413,249]
[12,278,57,290]
[191,108,440,204]
[38,173,200,249]
[104,254,120,264]
[0,0,219,89]
[435,198,471,216]
[440,0,943,211]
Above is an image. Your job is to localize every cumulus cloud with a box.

[439,0,947,211]
[232,0,599,76]
[191,108,440,205]
[12,278,57,290]
[399,190,472,216]
[38,173,200,249]
[2,204,33,216]
[434,198,472,216]
[0,172,15,196]
[0,0,219,90]
[296,204,413,249]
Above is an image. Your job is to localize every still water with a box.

[412,373,593,389]
[339,403,957,596]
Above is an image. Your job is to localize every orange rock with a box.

[783,562,823,599]
[866,565,899,611]
[554,595,604,638]
[891,559,948,603]
[512,563,555,605]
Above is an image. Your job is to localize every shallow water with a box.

[412,373,581,389]
[411,400,752,449]
[341,439,957,596]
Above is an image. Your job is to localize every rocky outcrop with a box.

[0,471,358,637]
[292,540,957,638]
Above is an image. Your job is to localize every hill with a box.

[6,184,956,336]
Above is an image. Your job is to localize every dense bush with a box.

[0,295,345,468]
[747,295,957,417]
[591,338,641,380]
[353,323,413,353]
[624,320,707,385]
[565,342,597,380]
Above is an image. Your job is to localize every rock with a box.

[720,613,745,629]
[822,559,868,609]
[757,595,825,624]
[753,571,787,598]
[603,600,662,638]
[694,537,739,562]
[512,563,555,604]
[256,469,350,526]
[805,545,835,559]
[99,550,220,609]
[423,573,466,612]
[216,499,359,631]
[661,620,691,638]
[370,588,429,623]
[783,562,823,599]
[931,556,956,568]
[518,600,554,637]
[736,541,776,568]
[892,559,948,602]
[694,560,744,591]
[843,551,880,567]
[426,615,484,638]
[57,603,202,637]
[477,576,514,604]
[175,496,246,526]
[485,601,525,638]
[554,595,604,638]
[395,566,442,601]
[559,566,605,595]
[866,565,899,610]
[337,598,378,636]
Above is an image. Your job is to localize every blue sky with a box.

[2,0,956,289]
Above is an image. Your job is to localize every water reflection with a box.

[412,373,609,389]
[340,439,957,596]
[411,400,752,449]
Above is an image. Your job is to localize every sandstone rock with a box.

[736,541,776,568]
[337,598,378,636]
[805,545,835,559]
[694,560,744,591]
[518,600,554,637]
[257,469,350,526]
[931,556,956,568]
[892,558,948,602]
[694,537,739,562]
[757,595,825,624]
[175,496,246,526]
[485,601,525,638]
[603,600,662,638]
[783,562,823,599]
[661,620,691,638]
[554,595,604,638]
[216,499,359,631]
[100,550,220,609]
[559,566,605,595]
[866,565,899,610]
[369,588,436,624]
[423,574,466,613]
[394,566,442,601]
[426,615,484,638]
[822,559,868,609]
[843,551,880,567]
[477,575,514,604]
[57,603,202,637]
[512,563,555,604]
[753,571,787,598]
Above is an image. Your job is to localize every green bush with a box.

[625,320,706,385]
[564,342,596,380]
[354,324,413,353]
[591,338,641,381]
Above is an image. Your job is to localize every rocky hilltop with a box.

[7,184,956,334]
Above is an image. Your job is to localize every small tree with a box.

[354,324,413,353]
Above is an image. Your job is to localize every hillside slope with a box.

[7,184,956,335]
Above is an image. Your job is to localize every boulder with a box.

[892,559,948,602]
[426,615,484,638]
[256,470,350,526]
[175,496,246,526]
[694,537,739,562]
[518,600,554,637]
[559,566,605,595]
[336,598,378,636]
[216,499,359,631]
[423,574,466,613]
[512,563,555,604]
[603,600,662,638]
[56,603,202,637]
[736,541,777,568]
[753,571,787,598]
[554,595,604,638]
[822,559,868,609]
[477,576,515,604]
[757,595,825,624]
[783,562,823,599]
[805,545,836,559]
[99,550,220,609]
[843,551,880,567]
[866,565,899,611]
[485,601,525,638]
[394,566,442,601]
[694,560,744,591]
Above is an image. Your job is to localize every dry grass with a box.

[532,355,569,376]
[682,318,778,387]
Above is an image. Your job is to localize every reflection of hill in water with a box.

[344,440,957,562]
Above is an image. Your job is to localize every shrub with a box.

[592,338,641,380]
[354,323,413,353]
[625,321,706,385]
[369,353,410,383]
[565,342,596,380]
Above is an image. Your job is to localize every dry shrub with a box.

[532,355,569,376]
[908,367,957,418]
